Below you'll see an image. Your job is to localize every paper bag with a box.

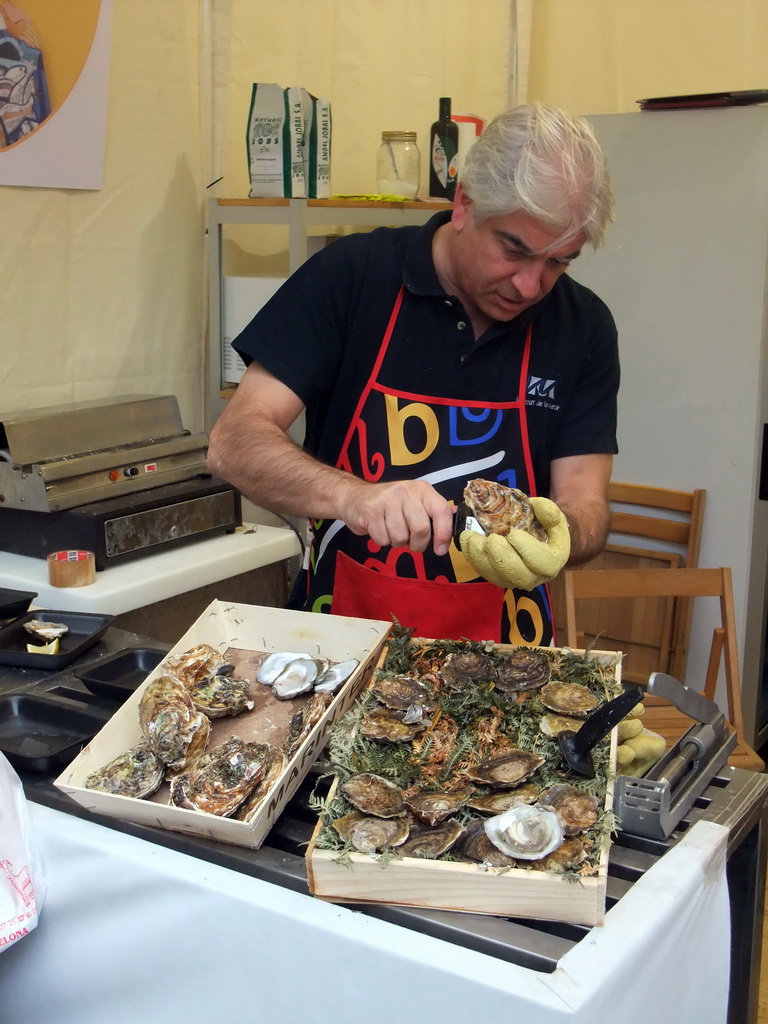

[0,753,46,952]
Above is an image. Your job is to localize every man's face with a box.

[447,186,586,325]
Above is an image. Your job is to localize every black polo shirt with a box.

[233,212,619,498]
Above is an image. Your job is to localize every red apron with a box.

[302,286,553,645]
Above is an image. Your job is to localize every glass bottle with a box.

[428,97,459,200]
[376,131,420,199]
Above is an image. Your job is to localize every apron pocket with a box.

[331,551,505,642]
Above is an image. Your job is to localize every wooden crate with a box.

[55,601,391,849]
[306,644,620,927]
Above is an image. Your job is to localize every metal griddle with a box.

[0,395,241,568]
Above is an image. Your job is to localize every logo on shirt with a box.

[527,376,556,400]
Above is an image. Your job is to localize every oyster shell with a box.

[138,674,211,771]
[169,737,268,816]
[484,804,565,860]
[441,651,497,690]
[539,783,601,835]
[23,619,69,642]
[529,836,589,873]
[184,674,254,718]
[539,712,586,739]
[467,782,541,814]
[405,788,472,826]
[163,643,227,687]
[272,658,324,699]
[84,742,165,799]
[285,691,334,757]
[539,681,601,718]
[461,818,518,866]
[341,773,407,818]
[465,749,545,788]
[463,479,547,542]
[495,648,551,693]
[372,674,435,711]
[255,652,313,685]
[333,812,409,854]
[400,819,464,858]
[233,744,286,822]
[360,707,426,743]
[314,659,360,693]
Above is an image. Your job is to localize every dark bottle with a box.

[428,97,459,200]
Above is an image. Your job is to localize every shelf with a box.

[207,197,450,425]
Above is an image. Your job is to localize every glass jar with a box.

[377,131,420,198]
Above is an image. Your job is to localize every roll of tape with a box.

[47,550,96,588]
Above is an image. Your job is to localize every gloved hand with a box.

[460,496,571,590]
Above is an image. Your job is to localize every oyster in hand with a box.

[84,742,165,799]
[463,479,547,542]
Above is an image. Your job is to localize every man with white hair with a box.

[208,103,618,646]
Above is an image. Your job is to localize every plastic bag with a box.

[0,752,46,951]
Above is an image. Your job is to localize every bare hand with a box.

[342,479,454,556]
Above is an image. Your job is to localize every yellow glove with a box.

[460,496,571,591]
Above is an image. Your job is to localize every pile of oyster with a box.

[84,642,357,822]
[324,644,609,872]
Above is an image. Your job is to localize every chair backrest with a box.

[550,482,706,683]
[562,566,743,734]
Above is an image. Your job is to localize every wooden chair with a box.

[550,482,706,685]
[562,566,764,772]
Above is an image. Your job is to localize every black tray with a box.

[0,588,38,622]
[75,647,166,702]
[0,610,114,669]
[0,693,106,773]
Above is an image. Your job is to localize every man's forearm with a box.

[208,414,360,520]
[557,497,610,565]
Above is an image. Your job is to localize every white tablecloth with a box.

[0,803,731,1024]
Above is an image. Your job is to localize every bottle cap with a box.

[381,131,417,141]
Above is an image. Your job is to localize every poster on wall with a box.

[0,0,112,189]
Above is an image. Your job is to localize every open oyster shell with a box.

[461,818,518,867]
[84,742,165,799]
[463,479,547,542]
[484,804,565,860]
[23,619,69,642]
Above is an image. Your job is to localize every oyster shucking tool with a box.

[614,672,737,840]
[557,686,644,777]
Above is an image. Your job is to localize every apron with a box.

[300,286,553,645]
